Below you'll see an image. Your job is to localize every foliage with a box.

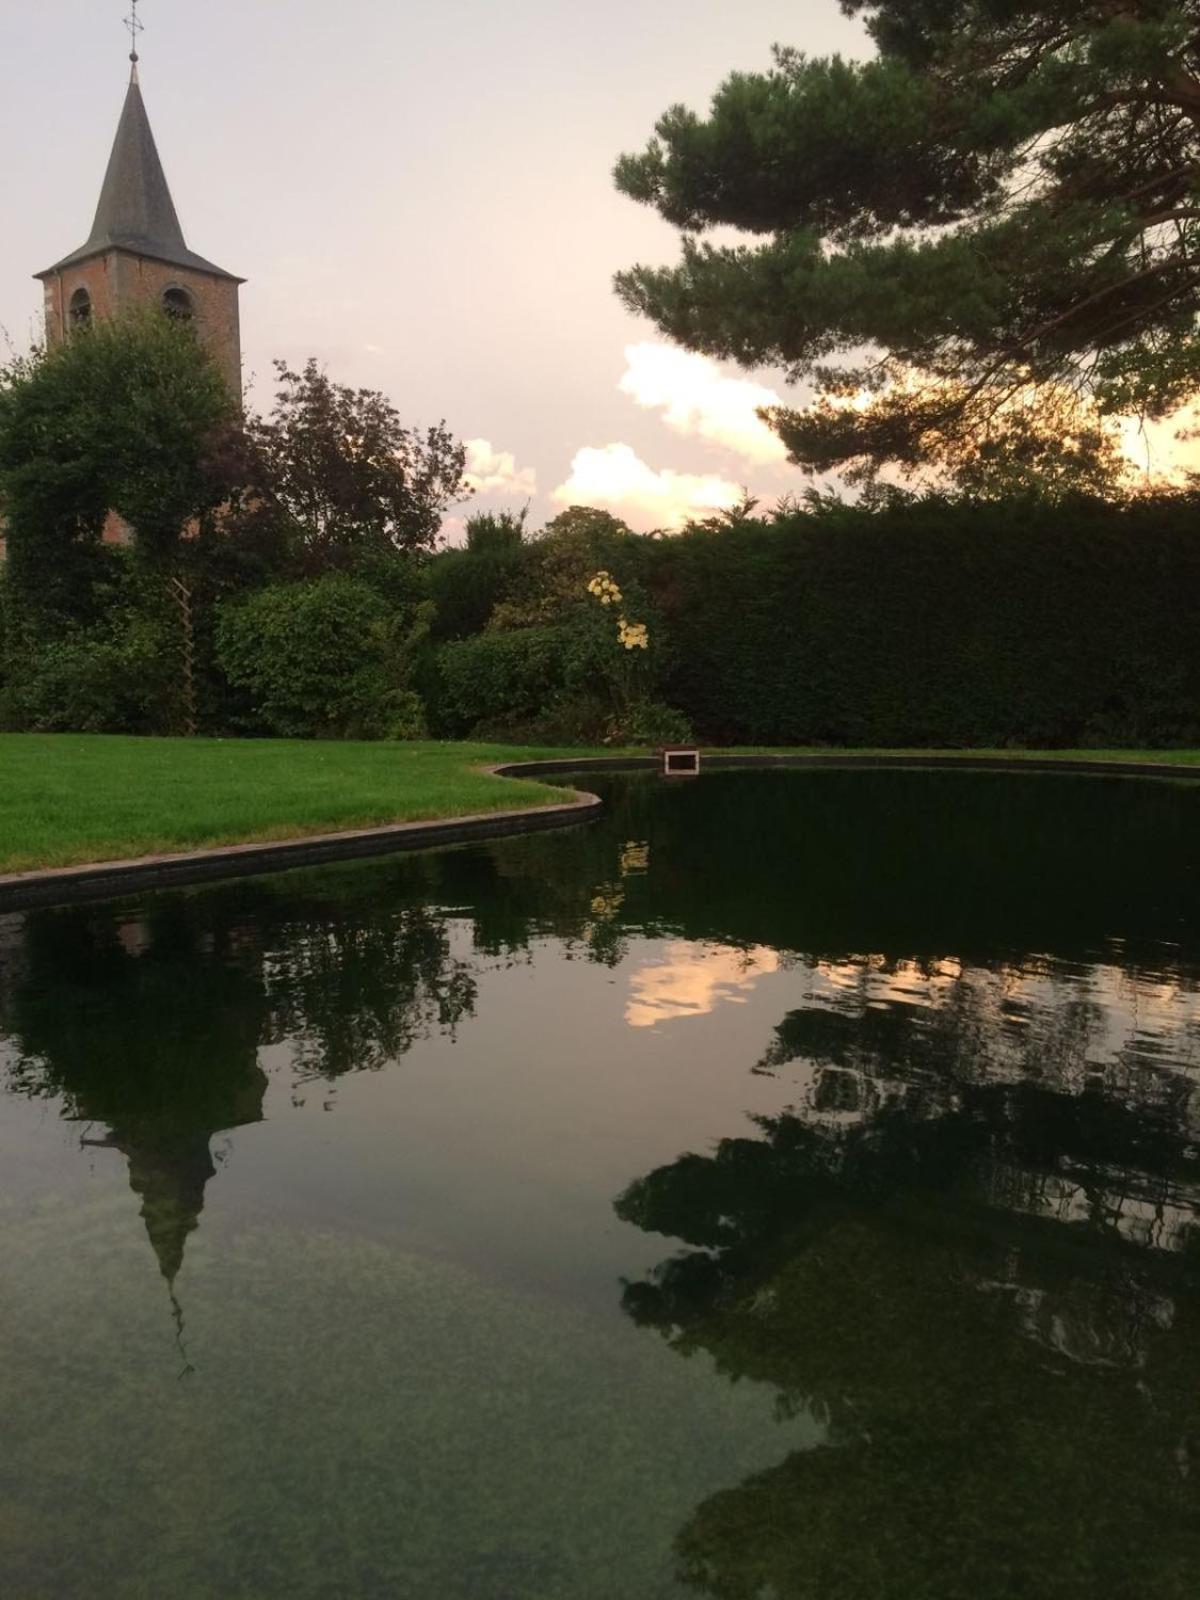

[423,494,1200,749]
[216,575,423,741]
[0,313,236,619]
[430,625,584,737]
[0,551,190,735]
[614,4,1200,484]
[429,550,686,744]
[622,699,693,746]
[426,511,527,640]
[0,322,474,736]
[619,495,1200,747]
[245,359,468,572]
[771,378,1133,497]
[488,507,636,630]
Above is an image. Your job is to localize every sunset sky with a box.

[1,0,870,534]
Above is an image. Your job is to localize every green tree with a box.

[246,359,469,572]
[0,312,235,619]
[614,3,1200,488]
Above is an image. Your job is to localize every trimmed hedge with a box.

[621,497,1200,747]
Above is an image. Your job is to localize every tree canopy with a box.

[0,312,235,614]
[246,359,468,572]
[614,1,1200,487]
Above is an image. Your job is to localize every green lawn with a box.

[0,735,1196,875]
[0,736,599,874]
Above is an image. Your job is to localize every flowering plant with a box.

[587,571,649,651]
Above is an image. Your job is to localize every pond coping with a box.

[1,751,1196,913]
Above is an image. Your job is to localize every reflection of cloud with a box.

[463,438,537,497]
[553,444,744,532]
[627,942,779,1029]
[619,342,788,465]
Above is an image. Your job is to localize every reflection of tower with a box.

[82,1067,266,1372]
[105,1064,266,1284]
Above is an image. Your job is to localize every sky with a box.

[0,0,871,535]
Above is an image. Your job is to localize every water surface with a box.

[2,770,1199,1598]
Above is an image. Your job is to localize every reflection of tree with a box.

[260,900,477,1080]
[616,988,1200,1598]
[756,965,1200,1252]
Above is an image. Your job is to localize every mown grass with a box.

[1,735,1196,875]
[0,736,603,874]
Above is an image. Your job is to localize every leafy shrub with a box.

[429,626,573,737]
[427,542,522,641]
[623,700,694,746]
[216,575,420,740]
[0,617,176,734]
[0,555,184,734]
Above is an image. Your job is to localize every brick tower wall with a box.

[42,250,242,398]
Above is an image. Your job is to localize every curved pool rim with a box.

[1,751,1196,913]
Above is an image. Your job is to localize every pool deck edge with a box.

[0,784,602,913]
[2,751,1196,912]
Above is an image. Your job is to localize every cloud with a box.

[463,438,537,498]
[619,342,789,465]
[552,443,744,532]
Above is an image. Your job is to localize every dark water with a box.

[2,769,1200,1599]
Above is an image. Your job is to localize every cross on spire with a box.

[124,2,144,73]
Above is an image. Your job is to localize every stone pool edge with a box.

[0,782,603,913]
[1,751,1196,913]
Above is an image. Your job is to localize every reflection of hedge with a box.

[623,499,1200,747]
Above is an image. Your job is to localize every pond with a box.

[2,768,1200,1599]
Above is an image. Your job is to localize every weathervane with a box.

[125,1,144,68]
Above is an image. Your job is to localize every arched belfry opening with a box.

[68,287,92,329]
[162,286,194,322]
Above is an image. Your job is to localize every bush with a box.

[0,558,183,734]
[0,625,172,734]
[429,626,574,737]
[426,512,526,641]
[623,700,694,746]
[423,493,1200,749]
[216,575,421,740]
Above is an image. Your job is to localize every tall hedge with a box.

[429,496,1200,748]
[622,497,1200,747]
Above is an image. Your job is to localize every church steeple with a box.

[34,25,245,397]
[40,73,240,284]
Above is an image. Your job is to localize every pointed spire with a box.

[87,75,190,263]
[37,58,242,282]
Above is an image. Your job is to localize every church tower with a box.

[35,26,244,397]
